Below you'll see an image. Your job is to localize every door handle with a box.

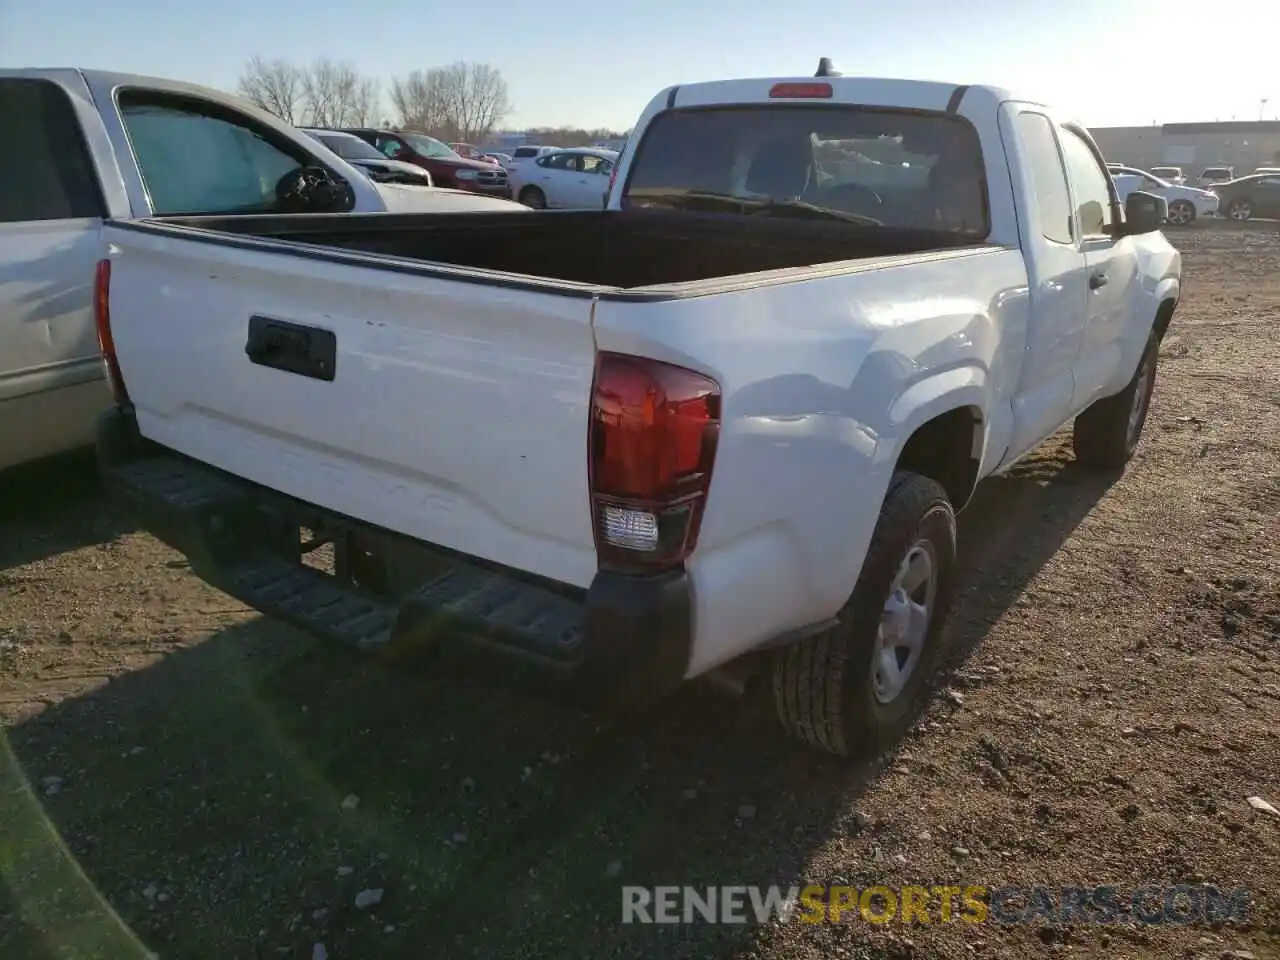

[1089,271,1109,290]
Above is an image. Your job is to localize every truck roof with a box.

[666,75,1026,117]
[0,67,268,115]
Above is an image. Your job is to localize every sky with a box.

[1,1,1273,132]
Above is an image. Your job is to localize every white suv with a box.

[503,145,555,173]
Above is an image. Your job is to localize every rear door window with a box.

[622,104,989,235]
[0,78,104,223]
[538,153,574,170]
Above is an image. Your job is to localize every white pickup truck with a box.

[96,64,1181,757]
[0,68,524,473]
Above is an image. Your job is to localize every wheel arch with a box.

[892,392,986,512]
[1153,296,1177,342]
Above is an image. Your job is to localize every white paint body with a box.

[0,68,526,473]
[101,75,1181,678]
[507,147,619,209]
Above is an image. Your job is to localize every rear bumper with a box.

[96,407,691,708]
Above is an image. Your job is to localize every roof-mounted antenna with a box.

[816,57,841,78]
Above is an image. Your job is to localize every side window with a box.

[377,136,405,158]
[541,154,573,170]
[1015,112,1074,245]
[580,155,608,175]
[1058,128,1115,238]
[119,94,307,215]
[0,78,104,223]
[563,155,584,173]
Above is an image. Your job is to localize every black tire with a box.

[1166,200,1196,227]
[1227,199,1252,221]
[771,471,957,758]
[519,186,546,209]
[1072,330,1159,471]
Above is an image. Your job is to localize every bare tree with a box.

[238,57,382,128]
[390,68,450,134]
[390,62,511,142]
[436,62,512,142]
[237,56,304,124]
[349,76,382,127]
[301,58,361,128]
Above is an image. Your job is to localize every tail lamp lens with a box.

[94,258,130,405]
[589,352,720,571]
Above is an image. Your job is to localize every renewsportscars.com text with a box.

[621,884,1250,925]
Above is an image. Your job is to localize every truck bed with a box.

[135,209,985,290]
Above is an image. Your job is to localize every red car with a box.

[342,128,510,198]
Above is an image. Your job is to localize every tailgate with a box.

[102,223,601,589]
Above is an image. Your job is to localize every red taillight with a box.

[94,259,129,405]
[589,352,720,572]
[606,165,619,206]
[769,82,833,99]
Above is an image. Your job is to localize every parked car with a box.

[1150,166,1186,185]
[301,128,434,187]
[341,129,511,198]
[1109,165,1218,225]
[1197,166,1235,187]
[0,68,525,476]
[508,147,619,208]
[1210,173,1280,220]
[95,63,1179,759]
[480,152,512,166]
[502,144,556,174]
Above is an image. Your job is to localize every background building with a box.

[1092,121,1280,175]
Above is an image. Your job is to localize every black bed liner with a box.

[129,208,988,290]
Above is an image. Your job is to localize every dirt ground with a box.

[1,223,1277,960]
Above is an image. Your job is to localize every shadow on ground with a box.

[0,449,133,573]
[0,438,1114,960]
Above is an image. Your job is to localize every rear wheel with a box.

[1166,200,1195,226]
[771,471,957,758]
[1072,330,1159,471]
[1228,199,1253,221]
[519,186,547,209]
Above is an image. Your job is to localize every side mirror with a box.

[1123,190,1167,235]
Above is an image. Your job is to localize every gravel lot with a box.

[1,224,1277,960]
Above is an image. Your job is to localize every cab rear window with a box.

[622,105,989,236]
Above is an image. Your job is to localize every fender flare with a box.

[889,366,988,444]
[885,366,989,506]
[1116,277,1179,385]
